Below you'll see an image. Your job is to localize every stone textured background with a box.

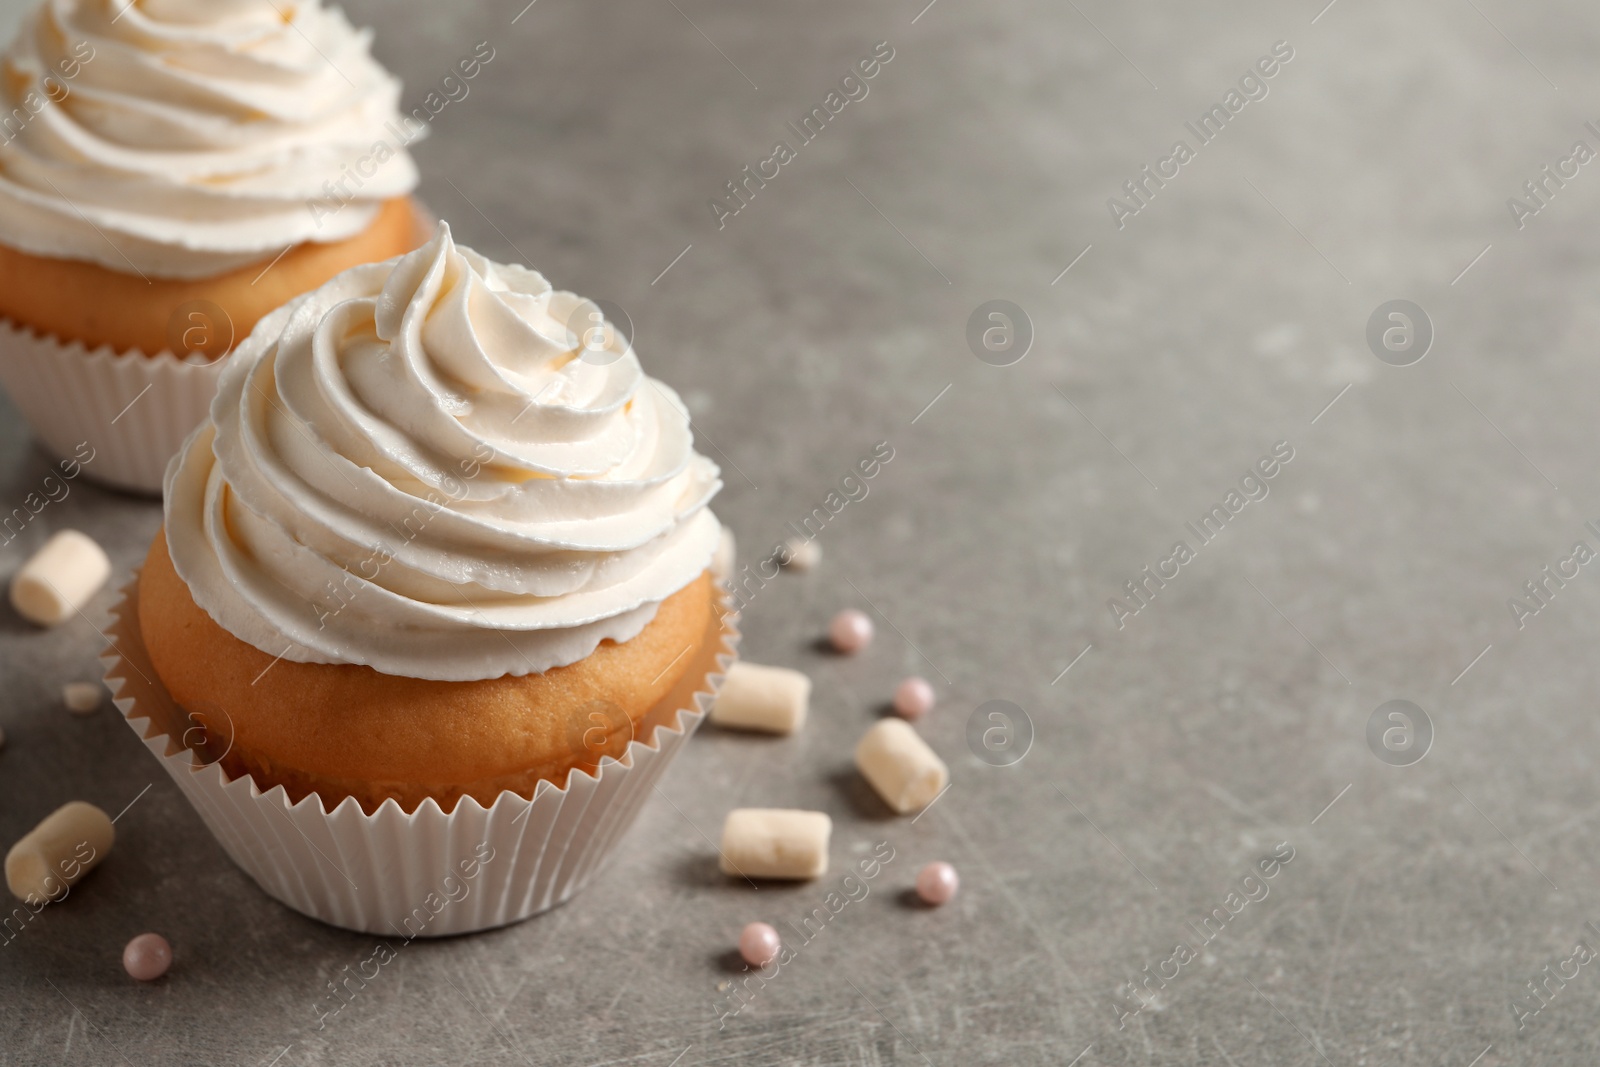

[4,0,1600,1063]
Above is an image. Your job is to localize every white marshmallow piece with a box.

[712,525,737,582]
[9,530,111,627]
[5,801,114,901]
[63,682,102,714]
[782,537,821,572]
[719,808,831,880]
[711,662,810,735]
[855,718,949,815]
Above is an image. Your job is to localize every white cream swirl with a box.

[164,222,722,681]
[0,0,417,278]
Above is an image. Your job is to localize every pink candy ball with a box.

[829,609,874,654]
[915,862,959,906]
[893,676,935,720]
[122,933,172,981]
[739,921,781,968]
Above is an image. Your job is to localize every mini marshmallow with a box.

[63,682,102,714]
[9,530,111,627]
[713,526,737,583]
[720,808,831,880]
[711,662,810,735]
[5,800,114,901]
[855,718,949,814]
[782,537,821,572]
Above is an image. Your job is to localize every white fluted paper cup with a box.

[0,318,224,496]
[102,575,738,936]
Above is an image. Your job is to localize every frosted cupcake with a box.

[106,223,734,933]
[0,0,428,493]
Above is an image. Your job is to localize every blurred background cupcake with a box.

[0,0,429,493]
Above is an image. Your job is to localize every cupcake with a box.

[106,222,734,934]
[0,0,429,493]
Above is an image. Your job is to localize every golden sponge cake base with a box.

[137,530,715,813]
[0,197,428,358]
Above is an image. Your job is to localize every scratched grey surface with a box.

[5,0,1600,1064]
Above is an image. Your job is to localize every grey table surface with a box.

[5,0,1600,1063]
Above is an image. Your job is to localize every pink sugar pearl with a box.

[915,862,959,906]
[739,921,781,968]
[829,609,874,654]
[122,933,172,981]
[893,676,935,720]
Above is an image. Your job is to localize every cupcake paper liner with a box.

[0,317,223,496]
[102,574,738,936]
